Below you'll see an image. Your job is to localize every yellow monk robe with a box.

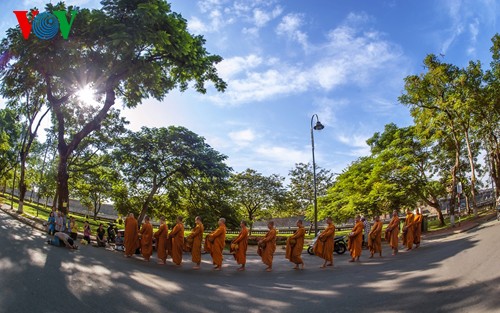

[169,222,185,265]
[188,223,204,264]
[403,213,415,249]
[124,216,139,257]
[232,226,248,265]
[368,220,383,255]
[413,213,422,245]
[285,226,305,265]
[140,222,153,260]
[208,224,226,267]
[154,223,168,263]
[348,221,364,258]
[386,215,400,249]
[313,224,335,262]
[260,228,277,268]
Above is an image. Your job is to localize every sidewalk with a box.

[422,212,497,240]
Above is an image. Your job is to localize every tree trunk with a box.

[57,151,70,214]
[464,130,478,216]
[138,182,158,225]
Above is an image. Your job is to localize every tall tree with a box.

[0,0,226,213]
[114,126,231,224]
[286,162,334,218]
[230,168,286,233]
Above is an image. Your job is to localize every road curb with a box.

[0,204,47,233]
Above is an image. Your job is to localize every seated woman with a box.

[48,232,78,249]
[95,223,107,247]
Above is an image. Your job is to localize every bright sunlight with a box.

[76,85,98,106]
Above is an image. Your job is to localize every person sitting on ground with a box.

[48,231,78,249]
[107,223,116,243]
[83,221,91,244]
[114,231,124,251]
[95,223,107,247]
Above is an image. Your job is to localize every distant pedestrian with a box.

[313,217,335,268]
[187,216,204,269]
[285,219,305,270]
[139,216,153,262]
[124,213,139,257]
[47,212,56,236]
[368,216,383,258]
[258,221,276,272]
[231,220,248,271]
[206,218,226,271]
[385,210,400,255]
[361,216,371,248]
[168,216,185,266]
[413,208,423,248]
[348,215,363,262]
[154,216,169,265]
[83,221,91,244]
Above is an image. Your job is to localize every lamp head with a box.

[313,121,324,130]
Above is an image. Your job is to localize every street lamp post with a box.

[310,114,324,236]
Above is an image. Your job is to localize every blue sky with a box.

[1,0,499,179]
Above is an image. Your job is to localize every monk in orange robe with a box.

[207,218,226,270]
[154,216,169,264]
[348,215,364,262]
[231,220,248,271]
[402,209,415,250]
[368,216,383,258]
[385,210,400,255]
[187,216,204,269]
[285,219,305,269]
[124,213,139,257]
[413,208,423,248]
[258,221,277,272]
[139,215,153,261]
[313,217,335,268]
[168,216,185,266]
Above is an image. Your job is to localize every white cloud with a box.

[228,128,256,146]
[255,145,310,165]
[276,13,309,51]
[217,54,263,79]
[188,16,208,33]
[337,133,371,157]
[209,14,405,105]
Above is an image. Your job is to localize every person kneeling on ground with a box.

[48,232,78,249]
[95,224,107,247]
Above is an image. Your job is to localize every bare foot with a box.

[213,266,221,271]
[193,265,200,270]
[237,267,245,271]
[300,263,305,270]
[157,261,166,265]
[265,267,272,272]
[348,259,355,263]
[369,254,373,259]
[326,263,333,267]
[320,265,326,269]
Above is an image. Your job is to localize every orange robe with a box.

[368,221,383,254]
[140,222,153,260]
[260,228,277,267]
[413,213,422,245]
[124,216,139,257]
[154,223,168,262]
[403,213,415,249]
[285,226,305,265]
[313,224,335,262]
[169,223,185,265]
[208,225,226,267]
[348,221,364,258]
[188,223,204,264]
[386,215,400,249]
[232,226,248,265]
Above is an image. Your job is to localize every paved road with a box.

[1,210,499,313]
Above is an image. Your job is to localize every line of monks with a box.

[121,208,423,271]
